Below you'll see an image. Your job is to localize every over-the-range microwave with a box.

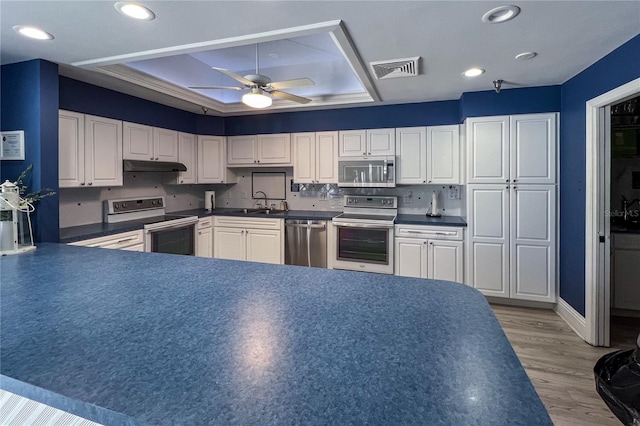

[337,156,395,188]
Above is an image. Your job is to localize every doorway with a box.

[585,77,640,347]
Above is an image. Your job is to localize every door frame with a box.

[585,77,640,346]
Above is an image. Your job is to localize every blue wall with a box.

[460,86,561,119]
[59,77,225,135]
[559,34,640,316]
[1,60,60,242]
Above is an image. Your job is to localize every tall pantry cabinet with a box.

[466,113,557,303]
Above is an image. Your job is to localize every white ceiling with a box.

[2,1,639,116]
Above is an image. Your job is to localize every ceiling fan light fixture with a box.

[13,25,54,40]
[115,2,156,20]
[242,88,272,109]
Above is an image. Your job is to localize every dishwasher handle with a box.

[285,223,326,230]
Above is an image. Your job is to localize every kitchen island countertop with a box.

[1,244,548,425]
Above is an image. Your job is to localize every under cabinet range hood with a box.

[123,160,187,172]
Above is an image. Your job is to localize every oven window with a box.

[151,225,195,256]
[337,226,388,264]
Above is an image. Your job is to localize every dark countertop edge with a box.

[59,210,465,242]
[0,375,145,426]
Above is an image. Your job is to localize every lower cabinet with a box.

[213,216,283,264]
[68,230,144,251]
[394,225,464,283]
[196,218,213,258]
[612,233,640,311]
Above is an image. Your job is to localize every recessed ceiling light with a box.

[13,25,54,40]
[515,51,537,60]
[115,2,155,20]
[482,5,521,24]
[463,68,485,77]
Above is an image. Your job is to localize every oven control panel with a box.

[344,195,397,208]
[105,197,165,214]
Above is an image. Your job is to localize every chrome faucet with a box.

[254,191,268,209]
[622,196,640,222]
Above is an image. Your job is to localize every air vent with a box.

[370,57,420,80]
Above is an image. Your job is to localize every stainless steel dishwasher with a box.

[285,219,327,268]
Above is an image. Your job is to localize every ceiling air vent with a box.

[369,57,420,80]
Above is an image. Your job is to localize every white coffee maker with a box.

[0,180,36,255]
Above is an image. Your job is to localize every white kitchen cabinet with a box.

[59,110,123,188]
[293,131,339,183]
[197,135,236,184]
[394,225,464,282]
[339,129,395,158]
[196,217,213,258]
[612,233,640,311]
[466,113,556,184]
[396,127,427,184]
[68,230,144,251]
[427,125,460,184]
[123,122,178,162]
[396,125,461,185]
[227,134,291,166]
[176,132,196,184]
[213,216,283,264]
[467,184,556,302]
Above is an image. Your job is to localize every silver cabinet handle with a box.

[286,223,326,229]
[116,237,135,244]
[80,182,85,186]
[88,182,93,186]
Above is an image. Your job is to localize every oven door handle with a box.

[144,221,197,234]
[333,222,394,229]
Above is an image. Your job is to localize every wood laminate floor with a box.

[491,304,638,426]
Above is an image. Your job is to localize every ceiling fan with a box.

[189,44,314,108]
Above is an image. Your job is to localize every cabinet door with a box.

[394,237,427,278]
[467,185,509,297]
[258,133,291,164]
[227,135,256,164]
[466,116,509,184]
[293,133,315,183]
[214,227,245,260]
[153,128,178,162]
[428,240,463,283]
[510,113,557,184]
[85,115,123,187]
[339,130,367,157]
[316,131,339,183]
[176,132,196,184]
[246,229,282,264]
[510,185,556,302]
[198,136,235,184]
[196,226,213,258]
[367,128,396,156]
[613,237,640,310]
[59,110,85,188]
[396,127,427,184]
[123,122,154,161]
[427,125,460,184]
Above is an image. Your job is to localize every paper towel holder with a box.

[427,190,441,217]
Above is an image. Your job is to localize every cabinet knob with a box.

[428,180,432,183]
[80,182,85,186]
[198,231,202,235]
[506,185,509,189]
[155,157,159,160]
[513,179,517,183]
[150,157,154,160]
[506,179,510,183]
[180,180,184,183]
[423,180,426,183]
[88,182,93,186]
[430,242,433,245]
[513,186,517,190]
[220,180,224,183]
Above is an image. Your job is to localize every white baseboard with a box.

[554,297,587,341]
[486,296,555,310]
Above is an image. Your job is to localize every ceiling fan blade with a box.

[188,85,244,90]
[211,67,254,86]
[267,78,315,90]
[269,90,312,104]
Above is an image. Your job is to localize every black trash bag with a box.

[594,336,640,425]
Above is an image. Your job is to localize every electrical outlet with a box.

[447,186,460,200]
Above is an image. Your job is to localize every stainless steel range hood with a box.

[123,160,187,172]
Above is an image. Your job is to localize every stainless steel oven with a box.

[105,197,198,256]
[332,195,397,274]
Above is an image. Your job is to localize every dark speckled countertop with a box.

[59,209,465,243]
[1,244,548,425]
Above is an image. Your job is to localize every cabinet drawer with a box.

[68,230,144,249]
[395,225,464,241]
[214,216,283,230]
[198,218,213,230]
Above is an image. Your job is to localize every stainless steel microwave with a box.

[337,156,395,188]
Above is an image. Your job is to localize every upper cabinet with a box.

[175,132,196,184]
[123,122,178,162]
[227,133,291,166]
[198,135,236,184]
[59,110,123,188]
[293,131,339,183]
[466,113,557,184]
[396,125,461,185]
[339,129,395,158]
